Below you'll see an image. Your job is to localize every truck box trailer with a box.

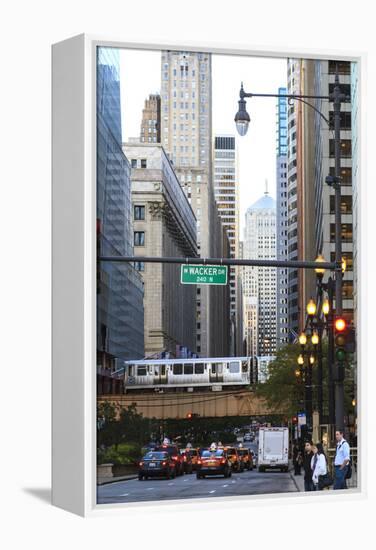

[258,427,289,472]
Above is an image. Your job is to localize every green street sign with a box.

[180,264,228,285]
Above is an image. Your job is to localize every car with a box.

[243,433,252,442]
[187,448,201,470]
[180,450,193,474]
[196,448,232,479]
[237,447,254,470]
[224,446,244,472]
[155,444,184,475]
[138,451,176,480]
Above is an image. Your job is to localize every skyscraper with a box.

[160,50,230,357]
[96,47,144,365]
[243,192,277,356]
[140,94,161,143]
[312,60,354,323]
[276,89,289,348]
[213,134,241,354]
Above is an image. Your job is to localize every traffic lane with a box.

[97,468,297,504]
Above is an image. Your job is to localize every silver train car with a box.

[123,356,258,391]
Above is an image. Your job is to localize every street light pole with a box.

[333,73,345,432]
[235,75,348,432]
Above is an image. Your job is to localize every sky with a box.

[119,48,287,237]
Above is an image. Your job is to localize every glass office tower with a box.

[96,47,144,365]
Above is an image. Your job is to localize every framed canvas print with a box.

[52,34,365,517]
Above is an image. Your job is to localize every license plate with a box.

[208,461,217,466]
[149,462,156,467]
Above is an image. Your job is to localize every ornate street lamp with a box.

[297,354,304,366]
[311,330,319,346]
[322,298,330,316]
[299,332,307,346]
[234,84,250,136]
[307,298,317,317]
[314,254,326,280]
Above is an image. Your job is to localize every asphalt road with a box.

[97,466,297,505]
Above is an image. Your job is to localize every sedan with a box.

[138,451,176,480]
[196,449,232,479]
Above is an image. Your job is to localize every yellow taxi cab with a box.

[223,446,244,472]
[237,446,254,470]
[196,443,232,479]
[187,447,201,470]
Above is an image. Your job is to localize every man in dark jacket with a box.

[303,440,314,491]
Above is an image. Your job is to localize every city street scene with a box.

[96,47,358,505]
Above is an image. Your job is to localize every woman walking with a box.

[311,443,327,491]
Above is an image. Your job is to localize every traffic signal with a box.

[186,412,199,419]
[334,317,347,363]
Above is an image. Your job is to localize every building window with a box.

[328,60,351,75]
[330,195,352,214]
[330,223,353,243]
[141,159,147,168]
[131,159,137,168]
[329,111,352,130]
[329,139,351,158]
[329,166,352,186]
[134,205,145,220]
[134,231,145,246]
[134,261,145,272]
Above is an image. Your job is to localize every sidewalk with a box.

[97,474,138,486]
[289,465,358,493]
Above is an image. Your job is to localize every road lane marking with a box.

[168,483,174,486]
[147,487,154,490]
[209,490,216,494]
[222,484,229,488]
[119,493,129,496]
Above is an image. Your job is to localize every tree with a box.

[255,343,307,417]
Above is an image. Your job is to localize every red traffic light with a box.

[335,318,346,332]
[292,416,298,423]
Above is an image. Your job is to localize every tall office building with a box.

[286,59,316,336]
[140,94,161,143]
[213,134,241,354]
[160,50,230,357]
[243,192,277,356]
[123,143,197,358]
[276,89,289,348]
[312,60,354,323]
[96,47,144,367]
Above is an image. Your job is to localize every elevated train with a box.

[123,356,258,392]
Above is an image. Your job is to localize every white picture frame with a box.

[52,33,366,517]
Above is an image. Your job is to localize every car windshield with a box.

[143,452,168,460]
[201,450,224,458]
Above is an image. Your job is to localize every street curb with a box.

[289,470,302,492]
[97,475,138,486]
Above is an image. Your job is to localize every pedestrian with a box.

[303,440,314,491]
[311,443,327,491]
[333,429,350,490]
[293,440,302,475]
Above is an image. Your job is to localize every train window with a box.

[173,364,183,375]
[161,365,166,376]
[184,364,193,375]
[229,361,240,373]
[137,365,147,376]
[194,363,204,374]
[242,361,248,373]
[212,364,216,374]
[128,365,134,376]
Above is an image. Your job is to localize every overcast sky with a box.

[119,49,287,237]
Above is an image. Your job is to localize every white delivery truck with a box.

[258,427,289,472]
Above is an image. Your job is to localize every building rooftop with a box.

[247,193,276,211]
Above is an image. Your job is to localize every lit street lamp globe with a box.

[307,298,317,316]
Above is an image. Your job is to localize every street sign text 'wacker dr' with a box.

[181,264,228,285]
